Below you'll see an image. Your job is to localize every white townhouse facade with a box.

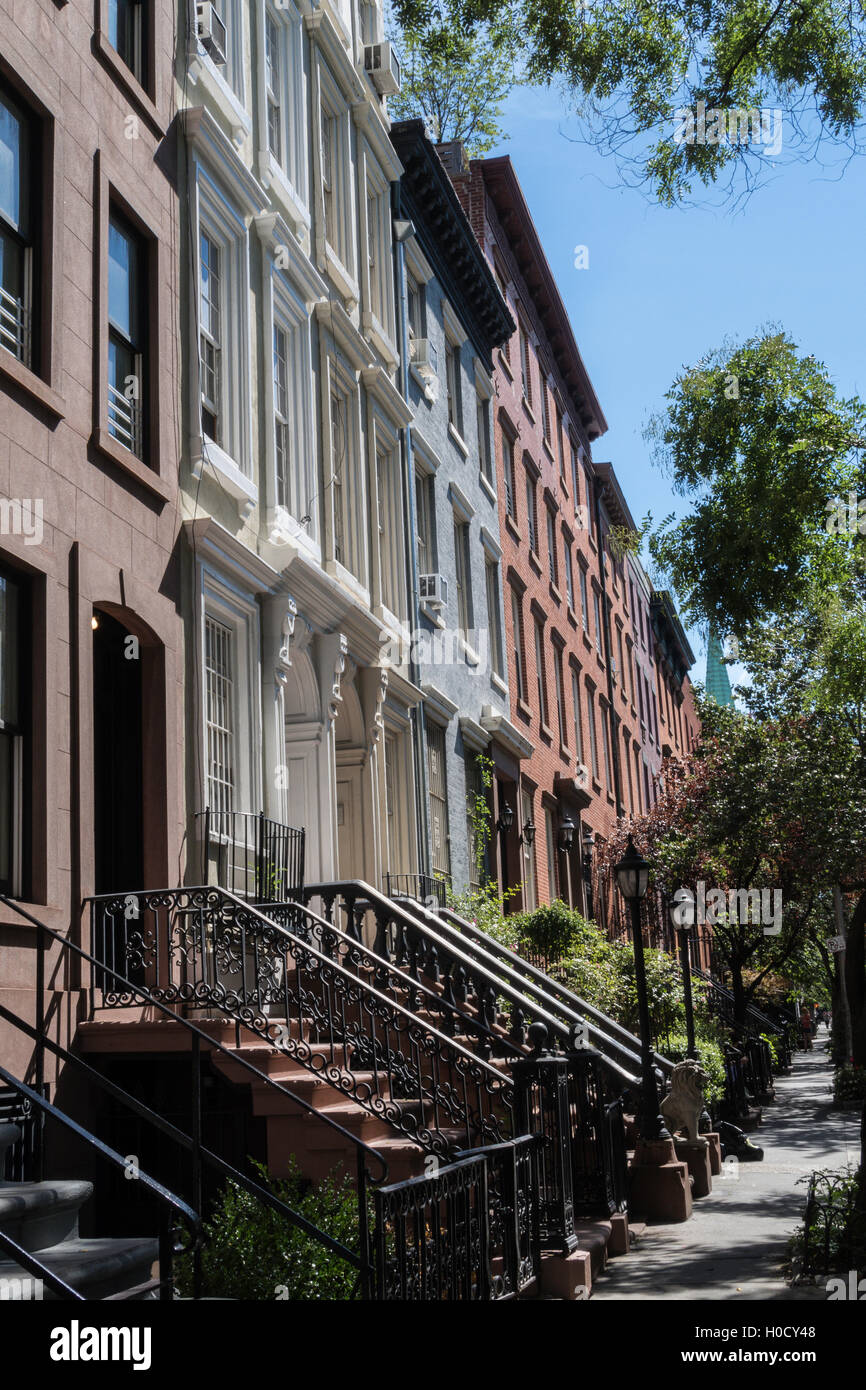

[176,0,422,889]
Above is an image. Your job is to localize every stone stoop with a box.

[534,1213,635,1300]
[0,1123,158,1301]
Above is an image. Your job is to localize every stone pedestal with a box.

[628,1137,693,1223]
[608,1212,630,1255]
[703,1131,722,1175]
[675,1137,713,1198]
[539,1248,592,1300]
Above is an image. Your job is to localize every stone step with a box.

[0,1180,93,1253]
[0,1236,158,1301]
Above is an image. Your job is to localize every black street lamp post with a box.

[614,835,670,1144]
[671,903,698,1061]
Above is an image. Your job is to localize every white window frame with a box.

[371,408,404,624]
[324,353,367,593]
[263,257,317,550]
[199,565,262,825]
[360,148,395,353]
[258,1,307,225]
[313,57,356,297]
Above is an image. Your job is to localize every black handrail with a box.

[86,887,515,1160]
[1,892,385,1298]
[0,1064,198,1300]
[197,808,305,904]
[0,1228,86,1301]
[303,881,658,1086]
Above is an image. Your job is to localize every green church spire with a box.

[706,630,734,707]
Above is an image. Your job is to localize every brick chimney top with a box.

[436,140,469,175]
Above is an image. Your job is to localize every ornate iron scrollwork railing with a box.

[374,1134,541,1300]
[87,887,514,1162]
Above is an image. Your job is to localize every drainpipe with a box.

[391,180,431,877]
[592,471,626,820]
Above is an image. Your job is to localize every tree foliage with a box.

[391,0,866,202]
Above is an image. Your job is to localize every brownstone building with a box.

[0,0,183,1083]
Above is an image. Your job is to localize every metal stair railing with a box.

[302,881,665,1087]
[1,893,385,1298]
[0,1064,198,1301]
[691,964,791,1066]
[86,887,515,1161]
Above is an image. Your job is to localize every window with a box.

[427,722,450,878]
[633,746,642,812]
[454,517,472,634]
[533,617,548,726]
[563,537,574,609]
[593,591,603,655]
[108,211,146,459]
[330,387,347,568]
[415,471,433,576]
[541,375,551,444]
[360,0,379,45]
[525,474,538,553]
[320,106,337,248]
[265,11,282,163]
[446,341,462,433]
[521,787,536,911]
[600,702,613,791]
[570,441,580,508]
[511,588,527,702]
[493,259,510,363]
[554,643,567,746]
[0,567,28,897]
[579,567,589,633]
[377,441,402,616]
[546,508,558,587]
[0,86,35,369]
[637,669,645,726]
[502,431,516,518]
[108,0,144,82]
[616,625,625,692]
[199,228,221,441]
[556,406,565,480]
[477,393,493,485]
[485,557,504,679]
[544,806,558,901]
[273,321,290,509]
[587,686,599,782]
[205,615,235,819]
[407,272,424,340]
[518,321,533,406]
[365,170,391,330]
[571,667,583,764]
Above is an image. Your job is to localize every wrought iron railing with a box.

[374,1134,541,1300]
[692,965,790,1067]
[197,808,305,905]
[384,871,449,910]
[87,887,515,1161]
[721,1044,750,1120]
[566,1048,630,1220]
[1,894,385,1298]
[0,284,30,365]
[108,380,142,457]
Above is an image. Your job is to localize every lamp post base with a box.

[629,1139,693,1223]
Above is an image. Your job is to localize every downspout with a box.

[391,180,431,877]
[592,471,626,820]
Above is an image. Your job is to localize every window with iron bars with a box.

[108,211,145,459]
[0,85,35,371]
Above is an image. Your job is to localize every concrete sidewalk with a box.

[591,1029,861,1300]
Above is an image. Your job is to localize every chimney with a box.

[436,140,469,175]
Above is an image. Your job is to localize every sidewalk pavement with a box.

[591,1028,861,1300]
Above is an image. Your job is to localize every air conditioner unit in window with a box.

[611,659,618,685]
[196,2,227,65]
[364,41,401,95]
[419,574,448,609]
[411,337,438,380]
[576,763,590,789]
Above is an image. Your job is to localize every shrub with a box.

[447,880,522,951]
[833,1065,866,1109]
[176,1159,362,1300]
[609,942,686,1040]
[788,1166,866,1279]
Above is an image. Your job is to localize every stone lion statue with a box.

[660,1060,709,1143]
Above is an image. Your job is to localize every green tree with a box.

[392,0,866,203]
[388,3,517,154]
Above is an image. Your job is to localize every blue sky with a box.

[488,87,866,681]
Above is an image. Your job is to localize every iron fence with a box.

[197,808,305,905]
[384,871,450,910]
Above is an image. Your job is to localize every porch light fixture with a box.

[496,803,514,834]
[614,835,650,902]
[520,819,536,847]
[559,812,575,851]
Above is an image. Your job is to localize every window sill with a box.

[460,636,480,667]
[364,311,399,370]
[539,721,554,744]
[263,157,312,236]
[479,471,497,505]
[505,515,522,544]
[91,428,170,503]
[490,671,508,697]
[521,398,535,427]
[0,901,67,932]
[0,350,65,421]
[497,350,513,381]
[566,605,578,629]
[409,364,437,402]
[448,423,469,458]
[528,550,542,578]
[581,632,593,654]
[517,698,532,723]
[196,436,257,518]
[542,437,555,463]
[324,243,360,306]
[419,601,446,628]
[95,31,165,137]
[559,742,571,763]
[591,778,602,795]
[548,582,562,606]
[190,49,253,147]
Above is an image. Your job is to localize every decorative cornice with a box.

[181,106,266,217]
[361,365,413,428]
[315,299,373,372]
[184,517,280,595]
[255,213,329,308]
[480,705,534,761]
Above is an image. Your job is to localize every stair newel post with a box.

[509,1003,527,1049]
[191,1030,203,1299]
[256,810,265,903]
[157,1212,175,1300]
[35,919,45,1181]
[511,1023,578,1255]
[372,909,390,987]
[356,1150,372,1301]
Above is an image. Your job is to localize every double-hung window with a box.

[587,685,600,782]
[108,0,145,84]
[205,614,236,822]
[454,517,472,635]
[593,591,603,656]
[525,473,538,553]
[485,557,504,679]
[563,537,574,609]
[571,667,583,764]
[600,702,613,790]
[511,588,527,702]
[502,431,516,518]
[0,566,28,898]
[579,566,590,635]
[518,320,532,406]
[554,643,567,747]
[199,228,221,442]
[320,106,337,248]
[427,722,451,878]
[446,341,462,434]
[533,616,548,726]
[415,471,433,577]
[0,87,35,370]
[265,11,282,163]
[477,393,492,485]
[273,321,290,509]
[108,211,146,459]
[546,507,558,587]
